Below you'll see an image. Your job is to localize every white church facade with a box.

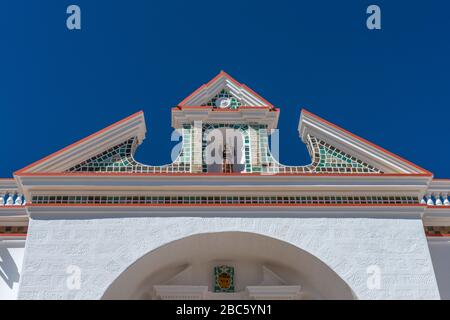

[1,72,450,300]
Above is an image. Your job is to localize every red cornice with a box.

[426,233,450,237]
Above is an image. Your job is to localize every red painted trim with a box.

[16,172,432,177]
[301,109,433,176]
[178,71,274,108]
[0,233,27,237]
[431,179,450,182]
[426,233,450,237]
[27,203,426,208]
[426,206,450,209]
[174,106,274,110]
[14,111,144,175]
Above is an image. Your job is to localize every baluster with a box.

[14,193,23,206]
[5,192,14,206]
[444,193,450,206]
[434,192,443,206]
[420,196,426,204]
[426,193,434,206]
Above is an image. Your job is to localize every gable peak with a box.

[178,71,274,109]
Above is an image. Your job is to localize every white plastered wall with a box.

[428,238,450,299]
[0,239,25,300]
[18,216,440,300]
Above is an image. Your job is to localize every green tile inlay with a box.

[66,121,381,174]
[67,126,193,173]
[203,89,241,109]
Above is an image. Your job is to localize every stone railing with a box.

[0,179,25,206]
[422,179,450,206]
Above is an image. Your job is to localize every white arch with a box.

[102,231,356,300]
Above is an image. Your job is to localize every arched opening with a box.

[203,127,246,173]
[102,232,355,300]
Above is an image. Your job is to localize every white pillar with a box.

[0,194,4,206]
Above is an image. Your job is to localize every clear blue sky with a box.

[1,1,449,177]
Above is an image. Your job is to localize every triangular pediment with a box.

[298,110,431,175]
[178,71,274,108]
[15,111,146,174]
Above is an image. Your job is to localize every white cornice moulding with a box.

[16,174,431,201]
[0,179,19,193]
[423,207,450,226]
[0,237,26,242]
[171,108,279,130]
[25,204,426,219]
[0,206,28,226]
[428,180,450,193]
[427,237,450,243]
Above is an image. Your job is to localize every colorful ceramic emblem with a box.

[214,265,235,292]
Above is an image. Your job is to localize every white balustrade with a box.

[0,192,25,206]
[422,192,450,206]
